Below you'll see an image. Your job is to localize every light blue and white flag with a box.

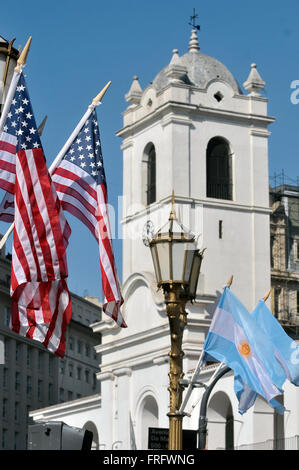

[234,298,299,415]
[203,287,286,414]
[253,300,299,386]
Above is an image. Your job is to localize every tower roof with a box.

[152,30,242,94]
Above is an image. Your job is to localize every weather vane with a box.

[189,8,200,30]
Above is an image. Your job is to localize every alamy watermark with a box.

[290,80,299,104]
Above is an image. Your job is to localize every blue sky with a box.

[1,0,299,299]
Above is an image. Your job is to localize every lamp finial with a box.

[169,190,176,220]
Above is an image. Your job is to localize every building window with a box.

[297,291,299,315]
[26,405,31,424]
[68,363,73,378]
[142,143,156,206]
[4,307,10,327]
[49,356,54,376]
[48,383,53,402]
[77,340,82,354]
[85,369,90,383]
[38,351,43,370]
[15,372,20,392]
[296,241,299,261]
[14,402,20,423]
[77,367,82,380]
[59,360,65,375]
[69,336,74,351]
[2,429,7,449]
[206,137,232,200]
[59,388,64,402]
[2,398,7,419]
[26,376,32,395]
[85,344,90,357]
[27,347,32,368]
[4,338,9,362]
[14,432,20,450]
[38,380,43,401]
[3,368,8,389]
[15,343,21,363]
[274,288,281,318]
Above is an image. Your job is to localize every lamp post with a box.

[148,193,204,450]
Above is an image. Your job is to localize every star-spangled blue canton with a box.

[0,71,72,357]
[52,108,126,328]
[63,111,106,186]
[3,74,42,154]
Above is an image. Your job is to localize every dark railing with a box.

[207,183,232,201]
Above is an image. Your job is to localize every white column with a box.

[113,367,132,450]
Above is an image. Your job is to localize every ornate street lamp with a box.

[148,193,204,450]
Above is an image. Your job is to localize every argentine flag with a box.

[253,300,299,386]
[203,287,287,414]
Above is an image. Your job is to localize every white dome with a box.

[152,31,242,95]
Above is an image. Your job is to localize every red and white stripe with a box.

[53,159,126,328]
[0,130,16,193]
[10,147,72,357]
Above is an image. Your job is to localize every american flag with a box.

[0,72,72,357]
[52,109,126,328]
[0,115,47,223]
[0,191,14,222]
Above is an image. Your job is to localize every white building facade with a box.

[30,30,299,450]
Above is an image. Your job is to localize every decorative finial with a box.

[243,63,265,96]
[15,36,32,71]
[226,275,233,288]
[166,49,187,82]
[188,29,200,52]
[263,288,271,302]
[92,81,112,105]
[169,190,176,220]
[169,49,180,65]
[125,75,143,105]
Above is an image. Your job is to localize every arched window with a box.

[207,391,234,450]
[142,143,156,205]
[139,395,159,450]
[206,137,232,200]
[83,421,99,450]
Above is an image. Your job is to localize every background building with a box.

[270,177,299,333]
[0,244,102,450]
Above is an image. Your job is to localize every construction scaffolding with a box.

[269,171,299,334]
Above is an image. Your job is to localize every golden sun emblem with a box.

[238,340,251,359]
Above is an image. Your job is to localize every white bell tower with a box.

[95,29,274,449]
[116,29,273,310]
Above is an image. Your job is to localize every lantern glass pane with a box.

[172,241,186,282]
[189,254,201,297]
[183,248,195,283]
[150,245,161,283]
[156,242,170,281]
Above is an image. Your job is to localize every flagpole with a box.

[185,361,225,416]
[48,81,111,174]
[178,275,233,414]
[0,37,32,249]
[0,80,112,250]
[0,36,32,133]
